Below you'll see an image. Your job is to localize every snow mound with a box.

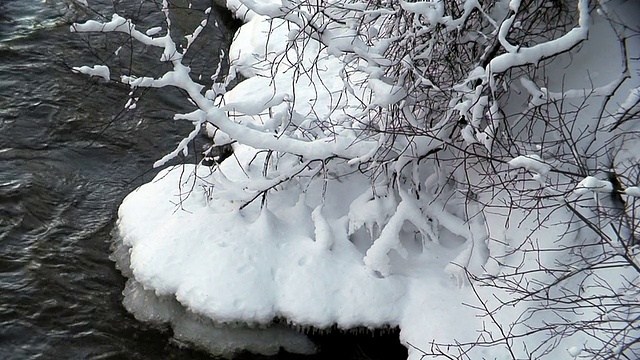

[115,157,591,359]
[117,271,316,356]
[101,0,640,358]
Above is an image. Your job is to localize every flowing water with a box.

[0,1,405,359]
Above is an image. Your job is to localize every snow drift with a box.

[70,0,640,358]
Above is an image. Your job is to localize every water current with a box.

[0,1,405,359]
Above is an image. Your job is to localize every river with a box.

[0,1,404,359]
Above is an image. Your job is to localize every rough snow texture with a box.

[116,163,490,357]
[71,0,640,359]
[72,65,110,81]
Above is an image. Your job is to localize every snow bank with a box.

[115,162,490,358]
[108,0,640,358]
[116,159,598,359]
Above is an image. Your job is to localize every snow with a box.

[114,163,493,357]
[508,154,551,175]
[70,0,640,359]
[124,97,138,110]
[145,26,162,36]
[488,0,590,75]
[567,346,582,357]
[574,176,614,195]
[71,65,110,81]
[608,87,640,128]
[118,276,316,356]
[117,164,405,326]
[625,186,640,197]
[115,158,597,358]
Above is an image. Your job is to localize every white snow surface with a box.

[117,163,488,358]
[508,154,551,175]
[105,0,640,358]
[72,65,110,81]
[574,176,614,194]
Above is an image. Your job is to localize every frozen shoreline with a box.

[108,0,640,358]
[113,163,486,358]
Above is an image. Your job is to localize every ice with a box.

[117,273,316,356]
[368,79,407,107]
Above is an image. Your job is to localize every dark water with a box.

[0,1,405,359]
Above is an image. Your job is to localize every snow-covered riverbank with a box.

[71,0,640,358]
